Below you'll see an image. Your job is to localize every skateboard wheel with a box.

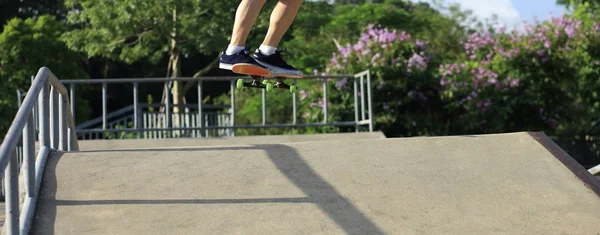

[265,82,274,92]
[262,79,270,85]
[236,79,245,89]
[290,84,298,93]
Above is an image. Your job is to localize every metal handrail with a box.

[59,74,354,84]
[0,67,79,234]
[62,71,373,139]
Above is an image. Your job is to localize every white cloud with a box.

[413,0,522,29]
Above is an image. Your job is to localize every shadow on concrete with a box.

[55,197,312,205]
[31,144,385,235]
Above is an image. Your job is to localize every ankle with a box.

[259,44,277,56]
[226,45,245,55]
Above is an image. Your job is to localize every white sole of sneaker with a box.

[254,60,303,77]
[219,63,233,70]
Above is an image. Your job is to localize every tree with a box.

[557,0,600,8]
[0,0,66,31]
[61,0,238,114]
[0,15,90,136]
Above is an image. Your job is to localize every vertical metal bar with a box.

[68,127,74,151]
[38,81,49,147]
[5,148,19,235]
[230,80,236,136]
[143,114,147,139]
[354,77,359,132]
[59,94,67,151]
[367,71,374,132]
[24,111,35,196]
[70,83,75,120]
[360,76,365,120]
[197,80,204,138]
[262,89,266,125]
[292,79,297,125]
[102,82,107,130]
[16,90,23,108]
[323,78,328,123]
[133,82,140,138]
[50,88,59,149]
[165,83,171,138]
[32,76,39,139]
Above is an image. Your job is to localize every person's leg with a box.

[228,0,267,52]
[220,0,270,75]
[261,0,303,49]
[253,0,305,77]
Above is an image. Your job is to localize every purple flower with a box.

[299,90,308,100]
[564,25,575,38]
[415,39,424,49]
[335,78,347,90]
[544,40,551,48]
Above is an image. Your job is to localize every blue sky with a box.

[412,0,568,29]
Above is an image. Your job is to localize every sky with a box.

[412,0,567,29]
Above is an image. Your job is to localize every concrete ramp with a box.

[30,132,600,234]
[76,132,386,150]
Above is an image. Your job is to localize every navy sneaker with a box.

[253,49,303,77]
[219,48,272,76]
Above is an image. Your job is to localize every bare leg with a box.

[262,0,304,48]
[229,0,267,47]
[220,0,271,76]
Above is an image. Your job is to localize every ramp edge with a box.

[528,132,600,198]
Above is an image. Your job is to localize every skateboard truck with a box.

[236,75,298,93]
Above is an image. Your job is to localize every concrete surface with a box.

[30,132,600,234]
[76,132,386,150]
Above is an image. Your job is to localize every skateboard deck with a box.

[231,64,302,93]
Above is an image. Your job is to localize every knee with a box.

[242,0,267,5]
[279,0,303,5]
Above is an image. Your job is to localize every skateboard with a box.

[231,63,300,93]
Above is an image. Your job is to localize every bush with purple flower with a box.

[325,24,443,135]
[438,12,600,133]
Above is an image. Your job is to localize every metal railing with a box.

[0,67,79,234]
[63,70,374,139]
[72,103,231,139]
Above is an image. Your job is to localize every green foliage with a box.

[0,15,91,136]
[61,0,237,64]
[0,0,66,31]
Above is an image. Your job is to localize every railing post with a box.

[50,87,59,149]
[292,78,297,125]
[16,90,23,108]
[70,83,75,120]
[360,75,365,120]
[367,71,373,132]
[230,80,236,136]
[165,82,171,138]
[32,76,39,140]
[59,94,68,151]
[102,82,107,131]
[24,110,35,197]
[133,82,140,138]
[38,80,50,147]
[4,148,19,235]
[354,76,359,132]
[197,80,204,138]
[262,89,266,125]
[323,78,328,123]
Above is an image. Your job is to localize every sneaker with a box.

[253,49,304,77]
[219,48,271,76]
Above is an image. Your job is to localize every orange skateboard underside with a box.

[232,63,304,79]
[232,63,272,76]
